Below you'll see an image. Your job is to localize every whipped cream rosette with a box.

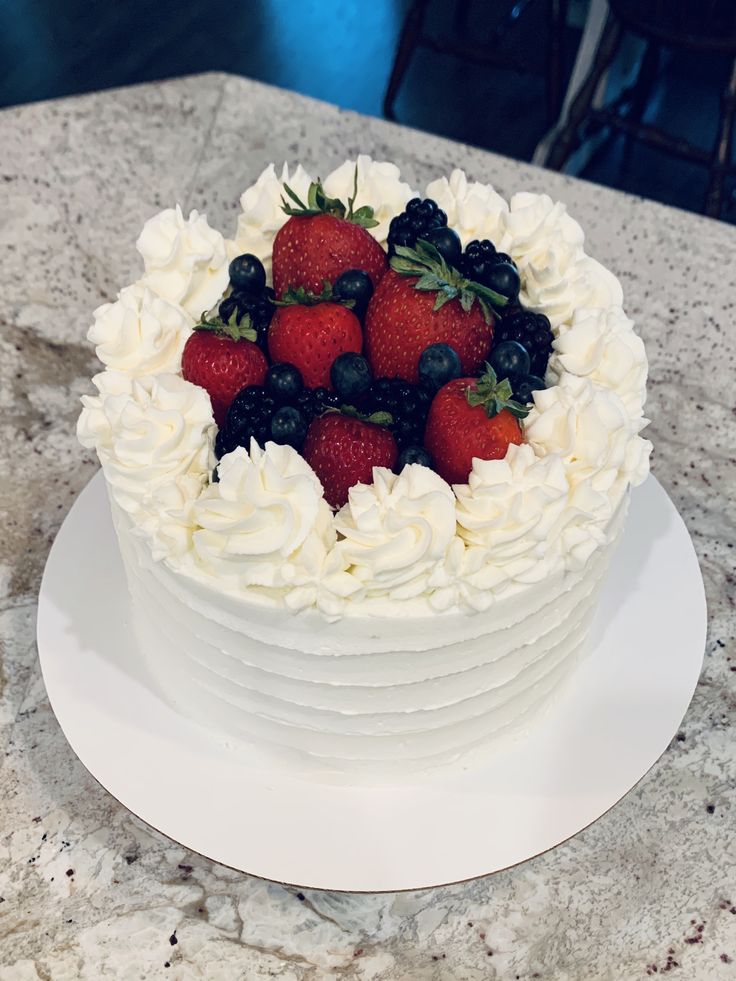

[137,205,229,318]
[88,283,194,376]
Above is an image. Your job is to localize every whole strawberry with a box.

[268,285,363,390]
[303,412,397,508]
[272,176,388,298]
[365,241,510,383]
[424,366,527,484]
[182,316,267,426]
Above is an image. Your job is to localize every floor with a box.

[1,0,733,222]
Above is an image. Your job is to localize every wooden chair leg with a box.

[546,13,624,171]
[383,0,431,121]
[546,0,568,126]
[705,55,736,218]
[621,40,660,168]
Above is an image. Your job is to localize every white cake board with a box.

[37,473,706,892]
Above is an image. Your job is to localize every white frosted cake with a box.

[78,157,651,777]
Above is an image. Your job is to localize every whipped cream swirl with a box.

[525,375,652,491]
[550,306,648,417]
[192,442,332,589]
[137,206,229,319]
[425,169,508,245]
[87,283,194,376]
[77,371,215,515]
[334,465,457,600]
[322,155,416,246]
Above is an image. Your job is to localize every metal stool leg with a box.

[383,0,431,121]
[704,55,736,218]
[546,13,624,171]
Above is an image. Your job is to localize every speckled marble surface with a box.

[0,72,734,980]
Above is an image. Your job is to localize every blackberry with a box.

[460,240,520,301]
[387,198,448,257]
[494,310,553,378]
[360,377,433,450]
[216,385,275,457]
[218,288,275,354]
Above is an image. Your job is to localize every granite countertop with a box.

[0,72,734,980]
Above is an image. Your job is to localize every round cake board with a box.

[37,473,706,892]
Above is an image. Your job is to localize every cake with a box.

[77,157,651,778]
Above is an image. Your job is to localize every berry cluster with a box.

[218,254,276,353]
[387,198,449,257]
[182,176,556,505]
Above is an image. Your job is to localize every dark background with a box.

[2,0,734,221]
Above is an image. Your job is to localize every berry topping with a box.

[265,362,304,403]
[218,288,275,354]
[228,253,266,294]
[333,269,375,321]
[419,226,462,267]
[215,385,275,457]
[181,316,268,426]
[418,342,462,391]
[386,197,447,257]
[460,240,520,302]
[489,340,531,379]
[330,352,373,402]
[270,405,309,450]
[272,173,388,298]
[268,285,363,390]
[397,445,432,470]
[359,377,433,450]
[509,373,546,404]
[365,240,506,383]
[303,413,398,508]
[424,365,527,484]
[494,309,553,378]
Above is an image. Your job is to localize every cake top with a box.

[78,156,651,618]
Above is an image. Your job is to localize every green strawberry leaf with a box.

[280,170,379,227]
[194,312,257,343]
[390,241,510,320]
[275,281,356,309]
[466,364,530,420]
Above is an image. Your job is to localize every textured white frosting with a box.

[87,283,194,376]
[137,205,229,318]
[79,162,651,617]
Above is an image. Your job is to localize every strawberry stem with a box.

[390,240,509,323]
[274,281,356,309]
[194,312,257,343]
[281,169,379,229]
[466,364,529,419]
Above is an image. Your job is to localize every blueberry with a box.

[270,406,308,449]
[229,254,266,294]
[265,362,303,403]
[489,340,531,379]
[510,374,545,404]
[420,226,462,267]
[397,446,433,470]
[333,270,374,320]
[330,352,372,401]
[418,342,462,391]
[486,261,520,302]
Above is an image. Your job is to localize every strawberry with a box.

[365,240,510,383]
[272,176,388,298]
[424,366,527,484]
[268,285,363,390]
[303,412,398,509]
[182,316,267,426]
